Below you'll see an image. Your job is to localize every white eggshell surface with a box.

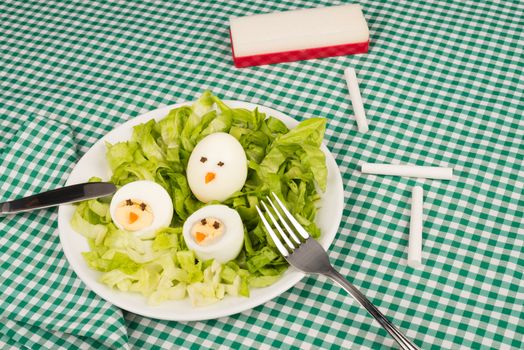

[109,180,173,237]
[182,205,244,263]
[187,132,247,203]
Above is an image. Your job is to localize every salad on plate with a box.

[70,91,328,306]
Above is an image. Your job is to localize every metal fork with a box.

[256,193,419,350]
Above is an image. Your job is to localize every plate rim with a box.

[57,99,344,321]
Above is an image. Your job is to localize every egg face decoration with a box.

[109,180,173,237]
[182,204,244,263]
[187,132,248,203]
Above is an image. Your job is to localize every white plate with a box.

[58,100,344,321]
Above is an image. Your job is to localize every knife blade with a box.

[0,182,116,214]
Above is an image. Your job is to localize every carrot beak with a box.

[195,232,206,243]
[205,172,216,184]
[129,211,139,224]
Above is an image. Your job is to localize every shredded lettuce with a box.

[71,92,327,306]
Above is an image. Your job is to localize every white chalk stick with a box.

[344,67,369,133]
[408,186,423,268]
[361,163,453,180]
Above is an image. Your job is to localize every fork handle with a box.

[324,268,420,350]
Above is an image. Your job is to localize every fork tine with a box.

[256,205,289,257]
[261,201,296,250]
[271,192,310,239]
[267,196,301,244]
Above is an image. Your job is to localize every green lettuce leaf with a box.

[132,119,165,161]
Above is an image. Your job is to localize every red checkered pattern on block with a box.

[231,40,369,68]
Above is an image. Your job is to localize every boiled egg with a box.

[187,132,247,203]
[182,205,244,263]
[109,180,173,237]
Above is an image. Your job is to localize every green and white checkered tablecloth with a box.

[1,0,522,349]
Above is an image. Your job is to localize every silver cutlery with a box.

[257,193,420,350]
[0,182,116,214]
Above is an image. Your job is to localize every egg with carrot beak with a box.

[187,132,247,203]
[109,180,173,238]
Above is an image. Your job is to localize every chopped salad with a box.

[71,91,327,306]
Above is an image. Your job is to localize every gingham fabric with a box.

[1,0,522,349]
